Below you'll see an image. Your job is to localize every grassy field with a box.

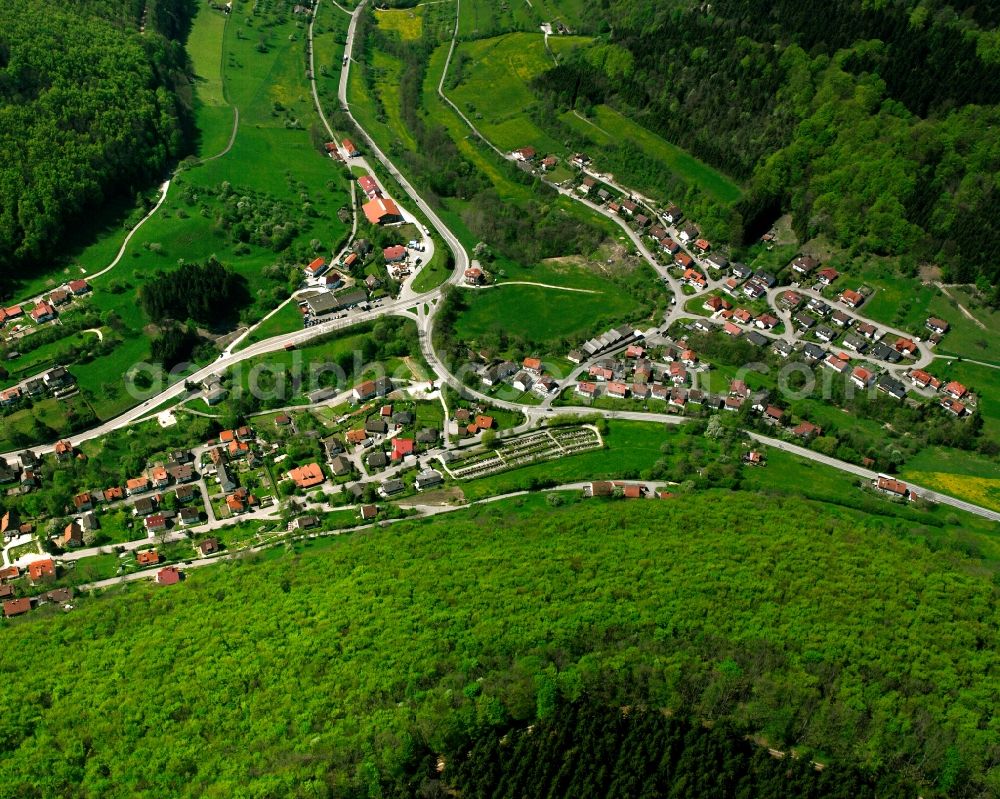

[458,0,537,37]
[454,282,641,346]
[900,447,1000,513]
[448,34,591,153]
[237,301,305,351]
[934,358,1000,436]
[375,6,423,40]
[560,105,743,204]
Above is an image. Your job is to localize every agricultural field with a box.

[375,6,423,40]
[900,447,1000,513]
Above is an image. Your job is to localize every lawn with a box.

[934,358,1000,436]
[458,0,539,37]
[187,4,233,158]
[237,301,305,351]
[454,282,643,347]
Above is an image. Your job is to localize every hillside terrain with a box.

[1,494,998,797]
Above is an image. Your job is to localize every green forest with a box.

[533,0,1000,293]
[1,493,998,797]
[0,0,195,289]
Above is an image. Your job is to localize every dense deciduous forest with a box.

[0,0,195,288]
[0,495,997,797]
[535,0,1000,292]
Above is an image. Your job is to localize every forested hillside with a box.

[0,494,997,797]
[534,0,1000,292]
[0,0,195,288]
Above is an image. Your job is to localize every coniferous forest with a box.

[534,0,1000,293]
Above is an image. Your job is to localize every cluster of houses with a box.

[1,559,71,618]
[0,365,77,409]
[480,356,559,397]
[1,280,91,335]
[202,427,269,518]
[905,369,972,416]
[567,324,641,365]
[575,340,701,405]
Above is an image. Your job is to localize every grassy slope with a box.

[0,492,997,797]
[0,2,353,447]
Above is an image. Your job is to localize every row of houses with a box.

[0,366,76,408]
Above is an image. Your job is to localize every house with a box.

[61,521,84,548]
[197,538,220,556]
[925,317,949,335]
[675,251,693,269]
[512,371,532,392]
[851,366,874,389]
[577,176,596,194]
[663,205,684,224]
[570,153,591,168]
[367,450,388,469]
[73,491,93,512]
[178,507,200,526]
[541,155,558,170]
[362,197,403,225]
[150,465,170,489]
[275,413,292,427]
[679,222,699,243]
[464,266,485,285]
[840,289,864,308]
[705,254,729,270]
[589,481,614,497]
[482,361,517,386]
[391,438,415,461]
[216,463,237,493]
[773,340,794,358]
[745,331,769,347]
[875,374,907,400]
[353,377,393,402]
[668,362,687,384]
[815,325,836,343]
[102,485,124,503]
[380,478,405,496]
[534,376,558,395]
[361,504,378,520]
[806,297,831,316]
[682,268,706,288]
[357,175,381,198]
[856,321,878,339]
[3,598,31,618]
[304,257,327,278]
[793,420,822,439]
[779,290,803,309]
[742,280,767,300]
[126,476,151,496]
[744,450,765,465]
[512,146,536,161]
[908,369,941,391]
[682,349,698,366]
[730,379,750,398]
[415,469,443,490]
[174,484,196,504]
[625,344,646,358]
[168,463,196,483]
[722,277,742,296]
[723,396,744,412]
[522,357,542,373]
[156,567,181,586]
[329,455,352,477]
[144,514,168,533]
[288,463,325,489]
[870,342,902,363]
[342,138,360,157]
[816,267,839,284]
[940,398,967,417]
[54,439,74,461]
[944,381,967,400]
[346,429,368,446]
[723,321,742,337]
[875,475,909,499]
[894,338,918,357]
[46,587,73,603]
[28,559,56,584]
[831,310,853,328]
[790,255,819,276]
[823,353,850,373]
[383,244,407,263]
[137,549,161,566]
[755,313,779,330]
[575,381,598,398]
[619,200,637,216]
[606,382,629,399]
[474,414,494,430]
[30,301,57,323]
[0,565,18,582]
[703,295,728,313]
[49,289,71,306]
[416,427,440,444]
[659,237,680,255]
